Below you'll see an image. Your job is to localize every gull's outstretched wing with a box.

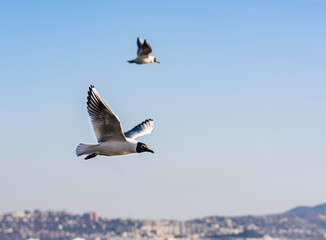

[124,119,154,139]
[137,37,144,56]
[138,40,152,57]
[87,85,126,142]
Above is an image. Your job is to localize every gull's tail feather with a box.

[76,143,98,160]
[127,59,136,63]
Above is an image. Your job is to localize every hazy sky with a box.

[0,0,325,220]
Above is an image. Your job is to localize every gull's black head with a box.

[136,142,154,154]
[154,57,160,64]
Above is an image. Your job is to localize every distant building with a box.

[12,212,25,218]
[33,209,41,213]
[83,212,99,222]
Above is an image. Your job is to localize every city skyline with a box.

[2,202,326,240]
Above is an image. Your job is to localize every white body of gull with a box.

[76,85,154,160]
[128,37,160,64]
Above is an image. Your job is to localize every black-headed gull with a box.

[76,85,154,160]
[127,37,160,64]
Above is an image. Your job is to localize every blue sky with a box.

[0,0,325,220]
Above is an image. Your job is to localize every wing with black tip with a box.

[137,37,144,56]
[138,40,152,57]
[124,119,154,139]
[87,86,126,142]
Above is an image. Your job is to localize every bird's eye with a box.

[142,145,146,148]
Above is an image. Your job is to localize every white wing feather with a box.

[124,119,154,139]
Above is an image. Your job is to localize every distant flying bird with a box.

[127,37,160,64]
[76,85,154,160]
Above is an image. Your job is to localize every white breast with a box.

[96,139,138,156]
[135,57,154,64]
